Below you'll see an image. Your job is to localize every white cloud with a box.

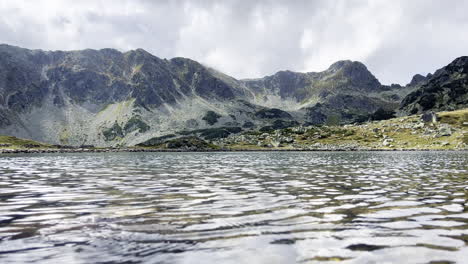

[0,0,467,84]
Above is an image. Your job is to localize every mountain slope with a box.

[242,60,412,123]
[400,56,468,114]
[0,44,463,147]
[0,44,262,146]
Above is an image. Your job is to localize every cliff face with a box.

[0,44,259,146]
[400,56,468,114]
[242,60,408,124]
[0,44,462,147]
[242,60,384,107]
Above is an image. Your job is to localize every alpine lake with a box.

[0,151,467,263]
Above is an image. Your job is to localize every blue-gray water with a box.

[0,151,467,264]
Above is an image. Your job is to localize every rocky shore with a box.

[1,109,466,154]
[0,146,466,154]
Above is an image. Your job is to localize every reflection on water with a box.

[0,151,467,263]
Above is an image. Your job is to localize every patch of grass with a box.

[150,136,219,150]
[102,122,124,141]
[136,134,176,147]
[254,108,292,119]
[202,111,221,125]
[178,127,242,140]
[438,108,468,128]
[222,108,468,150]
[59,128,70,145]
[124,116,150,134]
[0,135,51,149]
[243,130,262,136]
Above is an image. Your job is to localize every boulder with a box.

[421,111,438,123]
[271,139,281,148]
[438,124,452,136]
[382,138,394,146]
[413,122,425,129]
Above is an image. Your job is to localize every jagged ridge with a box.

[0,44,465,147]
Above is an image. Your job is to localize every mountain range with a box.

[0,44,466,147]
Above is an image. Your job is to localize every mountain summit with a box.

[400,56,468,114]
[0,44,465,146]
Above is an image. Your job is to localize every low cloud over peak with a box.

[1,0,468,85]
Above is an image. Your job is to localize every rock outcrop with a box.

[400,56,468,114]
[0,43,465,147]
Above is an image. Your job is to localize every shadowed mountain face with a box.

[400,56,468,114]
[0,44,463,146]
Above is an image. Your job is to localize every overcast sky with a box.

[1,0,468,84]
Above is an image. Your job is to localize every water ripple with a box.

[0,151,467,263]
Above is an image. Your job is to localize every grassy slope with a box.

[0,135,52,149]
[226,108,468,150]
[0,108,466,151]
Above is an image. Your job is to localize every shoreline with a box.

[0,147,466,154]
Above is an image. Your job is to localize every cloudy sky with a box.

[1,0,467,84]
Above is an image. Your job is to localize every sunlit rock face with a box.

[0,44,462,146]
[0,44,256,146]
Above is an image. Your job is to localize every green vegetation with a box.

[97,99,136,118]
[59,128,70,145]
[221,108,468,150]
[1,109,466,152]
[254,108,292,119]
[202,111,221,125]
[370,108,396,121]
[438,108,468,126]
[136,134,176,147]
[260,120,299,132]
[242,121,255,128]
[102,122,124,141]
[325,114,341,126]
[140,136,219,150]
[199,127,241,140]
[165,136,219,150]
[0,135,51,149]
[179,127,243,140]
[124,116,150,134]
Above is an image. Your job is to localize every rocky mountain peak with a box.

[0,43,466,147]
[326,60,370,75]
[400,56,468,114]
[442,56,468,74]
[327,60,355,71]
[407,73,431,87]
[325,60,381,90]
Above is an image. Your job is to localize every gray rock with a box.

[421,111,438,123]
[382,138,394,146]
[413,122,425,129]
[0,43,465,148]
[401,56,468,114]
[438,124,452,136]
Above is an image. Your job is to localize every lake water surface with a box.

[0,151,467,263]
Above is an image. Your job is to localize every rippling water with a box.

[0,151,467,264]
